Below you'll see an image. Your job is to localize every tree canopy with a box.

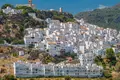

[16,6,35,13]
[106,48,117,66]
[1,4,14,9]
[106,48,115,59]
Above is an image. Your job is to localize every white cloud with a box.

[98,5,108,9]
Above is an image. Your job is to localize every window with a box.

[31,37,34,39]
[26,68,29,70]
[55,46,56,49]
[26,71,29,73]
[44,45,46,47]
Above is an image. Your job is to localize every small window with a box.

[44,45,46,47]
[31,37,34,39]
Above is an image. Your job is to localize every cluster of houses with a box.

[7,3,120,77]
[16,17,120,78]
[24,28,45,49]
[1,0,120,79]
[13,53,103,78]
[24,18,120,57]
[2,6,22,15]
[17,18,118,78]
[1,0,34,15]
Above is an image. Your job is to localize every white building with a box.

[44,19,79,56]
[2,6,22,14]
[59,7,63,12]
[24,28,44,48]
[13,53,103,78]
[23,18,120,57]
[79,53,96,66]
[19,51,24,56]
[45,41,66,56]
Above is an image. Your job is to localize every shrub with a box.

[64,76,71,80]
[103,70,112,78]
[12,53,18,57]
[12,40,24,44]
[2,75,16,80]
[28,44,35,48]
[0,38,4,44]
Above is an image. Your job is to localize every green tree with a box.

[20,25,24,32]
[106,48,115,59]
[12,40,24,44]
[12,53,18,57]
[22,9,28,16]
[95,56,103,64]
[43,54,55,64]
[4,38,15,44]
[0,38,4,44]
[1,4,14,9]
[16,6,34,13]
[2,75,16,80]
[106,48,117,66]
[0,10,4,15]
[94,55,106,69]
[103,70,112,78]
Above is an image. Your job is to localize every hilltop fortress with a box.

[16,0,35,8]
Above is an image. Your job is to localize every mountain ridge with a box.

[75,4,120,30]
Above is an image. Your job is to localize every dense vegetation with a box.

[94,48,120,79]
[0,4,75,44]
[27,50,77,64]
[36,10,75,22]
[75,4,120,30]
[0,75,16,80]
[1,4,14,9]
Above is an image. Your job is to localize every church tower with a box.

[59,7,63,13]
[28,0,32,7]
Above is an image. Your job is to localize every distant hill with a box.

[75,4,120,30]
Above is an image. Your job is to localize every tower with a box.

[59,7,63,13]
[28,0,32,7]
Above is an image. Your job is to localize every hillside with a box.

[75,4,120,30]
[0,4,75,44]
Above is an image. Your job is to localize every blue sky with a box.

[0,0,120,14]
